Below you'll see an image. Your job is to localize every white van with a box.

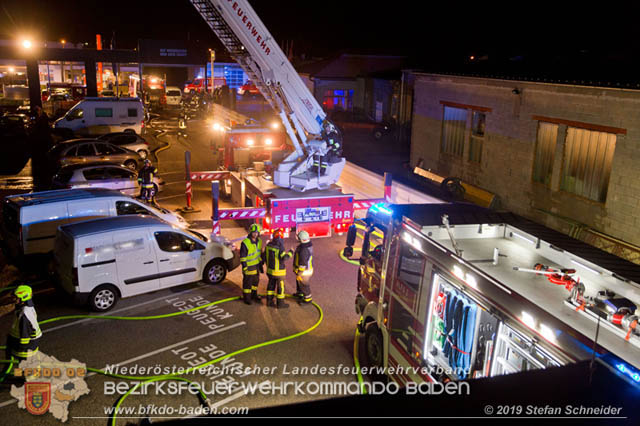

[165,87,182,107]
[54,215,239,311]
[53,97,144,136]
[0,188,188,261]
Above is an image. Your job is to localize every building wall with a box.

[409,73,640,247]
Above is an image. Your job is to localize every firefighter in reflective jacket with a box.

[313,123,343,175]
[138,159,157,202]
[293,230,313,304]
[240,223,263,305]
[5,285,42,361]
[262,229,293,309]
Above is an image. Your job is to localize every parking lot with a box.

[0,104,377,424]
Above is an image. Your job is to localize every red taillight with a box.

[141,120,145,129]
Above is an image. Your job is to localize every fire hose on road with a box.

[0,294,326,424]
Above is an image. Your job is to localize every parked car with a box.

[53,97,145,136]
[0,188,188,263]
[16,105,31,114]
[54,215,239,311]
[52,163,165,196]
[48,139,142,170]
[97,131,151,159]
[51,93,72,102]
[1,113,32,129]
[372,121,396,140]
[165,86,182,107]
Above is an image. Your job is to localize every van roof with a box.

[5,188,125,207]
[81,97,143,102]
[60,215,168,238]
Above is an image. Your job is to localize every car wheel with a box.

[124,160,137,170]
[89,284,119,312]
[203,259,227,284]
[365,324,384,369]
[137,149,148,159]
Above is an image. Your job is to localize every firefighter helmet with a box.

[273,229,284,239]
[249,223,261,234]
[297,230,310,243]
[14,285,32,302]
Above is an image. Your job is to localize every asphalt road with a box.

[0,102,370,424]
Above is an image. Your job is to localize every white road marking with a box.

[42,287,202,333]
[0,321,246,409]
[85,321,246,378]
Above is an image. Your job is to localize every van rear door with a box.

[22,202,68,255]
[112,229,159,297]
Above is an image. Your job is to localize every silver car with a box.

[48,139,142,170]
[97,132,151,159]
[52,163,165,196]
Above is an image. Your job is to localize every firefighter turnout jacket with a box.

[7,300,42,359]
[240,236,262,275]
[138,165,157,189]
[293,241,313,277]
[263,237,292,277]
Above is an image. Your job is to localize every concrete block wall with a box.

[409,73,640,247]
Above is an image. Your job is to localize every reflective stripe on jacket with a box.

[294,242,313,276]
[240,237,262,275]
[263,238,291,277]
[9,303,41,358]
[138,166,157,188]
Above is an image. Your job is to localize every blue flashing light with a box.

[616,362,640,383]
[378,205,393,215]
[370,203,392,216]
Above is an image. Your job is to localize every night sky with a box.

[2,0,640,73]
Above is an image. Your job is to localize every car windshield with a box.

[167,90,181,97]
[186,229,208,242]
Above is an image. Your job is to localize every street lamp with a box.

[22,39,32,49]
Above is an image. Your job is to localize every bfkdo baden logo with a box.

[25,382,51,415]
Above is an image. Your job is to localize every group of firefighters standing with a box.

[240,224,313,309]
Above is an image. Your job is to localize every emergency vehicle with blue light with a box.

[344,202,640,387]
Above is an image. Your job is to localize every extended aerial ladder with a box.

[189,0,346,192]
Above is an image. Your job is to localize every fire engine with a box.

[221,122,287,170]
[344,202,640,387]
[143,76,166,108]
[236,80,261,98]
[184,77,227,94]
[190,0,346,192]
